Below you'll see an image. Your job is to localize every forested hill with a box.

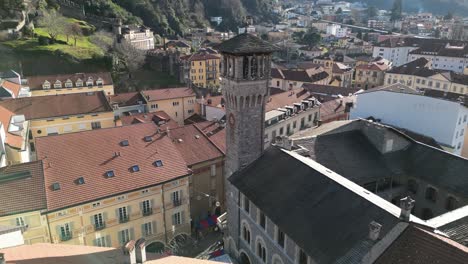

[78,0,278,36]
[349,0,468,16]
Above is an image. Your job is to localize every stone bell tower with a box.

[216,33,278,253]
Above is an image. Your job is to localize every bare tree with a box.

[69,23,82,46]
[115,41,146,78]
[38,9,67,41]
[90,30,114,52]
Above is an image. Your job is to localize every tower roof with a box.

[216,33,279,54]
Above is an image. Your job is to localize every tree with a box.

[69,23,82,46]
[300,27,321,47]
[390,0,402,22]
[115,41,146,78]
[38,9,67,42]
[357,31,363,39]
[335,8,343,15]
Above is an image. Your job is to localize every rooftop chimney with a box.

[399,196,415,221]
[368,221,382,241]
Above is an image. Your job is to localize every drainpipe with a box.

[162,185,168,245]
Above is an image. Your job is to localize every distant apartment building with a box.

[354,60,391,89]
[26,72,115,97]
[107,92,147,117]
[384,58,468,95]
[408,42,468,73]
[116,23,155,51]
[180,49,221,89]
[270,67,330,90]
[165,40,191,54]
[326,24,349,38]
[34,123,191,248]
[141,88,199,125]
[351,83,468,155]
[372,37,420,67]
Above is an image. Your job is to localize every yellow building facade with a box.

[182,52,221,89]
[0,210,50,244]
[385,72,468,95]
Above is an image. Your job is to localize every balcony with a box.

[142,208,153,216]
[173,199,182,207]
[60,233,73,241]
[94,222,106,231]
[119,216,130,224]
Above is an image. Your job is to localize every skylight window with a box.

[76,177,85,185]
[106,170,115,178]
[52,183,61,191]
[131,165,140,172]
[154,160,163,167]
[144,136,152,142]
[121,140,129,146]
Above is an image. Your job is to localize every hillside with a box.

[350,0,468,16]
[79,0,278,36]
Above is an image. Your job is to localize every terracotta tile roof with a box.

[168,124,224,165]
[194,121,226,154]
[141,87,195,102]
[320,96,355,122]
[356,62,389,71]
[215,33,280,54]
[203,95,224,108]
[35,123,190,211]
[375,225,468,264]
[0,91,113,120]
[266,88,311,112]
[108,92,145,107]
[26,72,113,91]
[272,68,330,83]
[0,105,24,148]
[0,80,21,97]
[0,161,46,216]
[120,111,179,130]
[0,243,127,264]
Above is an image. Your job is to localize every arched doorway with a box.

[239,252,251,264]
[146,241,165,255]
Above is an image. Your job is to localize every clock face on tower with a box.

[228,113,235,126]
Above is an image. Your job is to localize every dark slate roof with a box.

[421,89,468,107]
[391,127,442,150]
[229,147,401,264]
[375,224,468,264]
[0,161,47,216]
[215,33,279,54]
[386,58,432,75]
[438,215,468,247]
[302,84,360,98]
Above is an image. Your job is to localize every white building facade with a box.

[372,46,418,67]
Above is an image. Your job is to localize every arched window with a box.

[251,56,258,79]
[425,186,437,202]
[242,224,251,244]
[256,240,266,263]
[243,56,249,79]
[407,179,418,194]
[446,196,458,211]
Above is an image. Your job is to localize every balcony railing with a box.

[142,208,153,216]
[173,199,182,207]
[60,233,73,241]
[119,216,130,223]
[94,222,106,231]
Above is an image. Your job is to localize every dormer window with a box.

[96,78,103,86]
[86,77,94,87]
[54,80,62,88]
[76,78,83,87]
[65,79,73,88]
[42,81,51,89]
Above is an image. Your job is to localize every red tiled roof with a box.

[194,121,226,154]
[320,96,355,122]
[356,62,390,71]
[1,80,21,97]
[375,225,468,264]
[0,91,113,120]
[108,92,145,107]
[141,88,196,102]
[203,95,224,108]
[27,72,113,91]
[0,161,46,216]
[35,123,189,211]
[266,88,311,112]
[168,124,224,165]
[120,111,179,130]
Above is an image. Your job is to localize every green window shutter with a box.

[141,223,145,237]
[118,230,123,246]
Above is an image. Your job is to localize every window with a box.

[308,114,312,122]
[258,211,266,229]
[425,187,437,202]
[243,195,250,213]
[92,202,101,208]
[171,190,182,206]
[91,121,101,130]
[408,179,418,194]
[16,217,25,227]
[76,177,85,185]
[279,127,284,135]
[106,170,115,178]
[60,223,72,241]
[277,228,285,248]
[130,165,140,172]
[210,164,216,177]
[76,79,83,87]
[172,101,180,106]
[298,248,308,264]
[154,160,163,167]
[242,224,251,244]
[65,80,73,88]
[151,104,158,109]
[54,81,62,88]
[95,237,107,247]
[142,200,152,216]
[257,241,266,262]
[172,211,184,225]
[276,81,280,87]
[118,206,129,223]
[93,213,105,230]
[119,229,130,245]
[52,182,61,191]
[446,196,458,211]
[142,222,153,236]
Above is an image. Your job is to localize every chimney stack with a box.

[399,196,415,221]
[368,221,382,241]
[135,238,147,263]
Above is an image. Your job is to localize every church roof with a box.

[215,33,279,54]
